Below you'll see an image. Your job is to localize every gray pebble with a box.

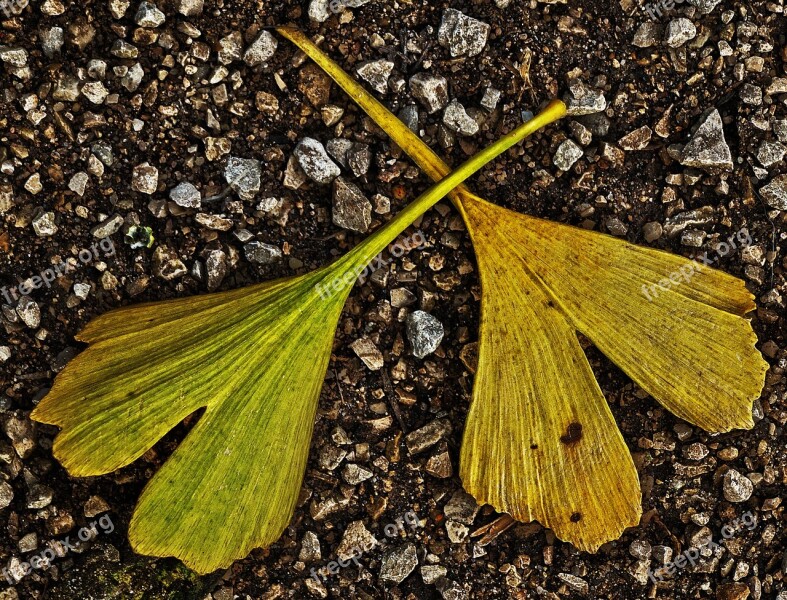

[379,543,418,584]
[295,138,341,184]
[406,310,444,358]
[437,8,490,58]
[244,241,282,264]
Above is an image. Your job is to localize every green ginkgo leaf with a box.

[31,100,566,573]
[280,26,768,552]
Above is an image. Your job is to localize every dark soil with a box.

[0,0,785,599]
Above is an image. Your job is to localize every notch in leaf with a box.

[280,25,768,552]
[31,100,566,573]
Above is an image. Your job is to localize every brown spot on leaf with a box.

[570,512,582,522]
[560,422,583,445]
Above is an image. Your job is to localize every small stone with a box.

[218,31,243,65]
[283,156,307,190]
[41,27,65,57]
[68,172,89,197]
[557,573,589,595]
[680,109,732,172]
[205,250,227,291]
[716,582,750,600]
[296,138,341,184]
[109,0,131,18]
[406,310,444,358]
[255,91,279,114]
[224,157,261,201]
[405,418,452,455]
[565,80,606,115]
[723,469,754,503]
[299,531,321,562]
[308,0,332,22]
[684,442,709,460]
[350,337,384,370]
[111,39,138,59]
[619,126,652,150]
[633,22,659,48]
[379,543,418,584]
[177,0,202,16]
[320,105,344,127]
[243,31,277,66]
[91,214,124,238]
[0,47,28,68]
[422,565,448,585]
[81,81,109,104]
[332,177,372,233]
[152,246,187,280]
[687,0,722,13]
[135,1,165,27]
[205,137,231,162]
[425,451,452,478]
[342,463,373,485]
[73,283,91,299]
[336,521,378,560]
[298,63,332,107]
[16,296,41,329]
[643,221,663,242]
[32,212,58,237]
[410,73,449,114]
[0,482,13,510]
[554,139,584,171]
[18,533,37,553]
[756,141,786,168]
[0,347,11,363]
[4,416,36,457]
[391,288,417,307]
[664,18,696,47]
[121,63,144,92]
[347,143,371,177]
[740,84,762,106]
[444,489,480,524]
[194,214,232,231]
[480,86,501,112]
[356,60,395,94]
[445,520,469,543]
[437,8,490,57]
[169,182,201,208]
[760,175,787,210]
[82,495,111,518]
[244,241,282,264]
[443,100,479,136]
[629,540,652,560]
[131,162,159,194]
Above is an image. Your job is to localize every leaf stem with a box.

[333,99,566,274]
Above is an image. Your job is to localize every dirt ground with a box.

[0,0,785,598]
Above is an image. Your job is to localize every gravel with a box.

[1,1,785,598]
[406,310,445,358]
[680,109,733,171]
[295,137,341,184]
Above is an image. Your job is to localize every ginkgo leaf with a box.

[31,101,565,573]
[461,207,642,549]
[280,26,768,551]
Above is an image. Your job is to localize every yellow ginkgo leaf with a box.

[31,99,566,573]
[280,26,768,552]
